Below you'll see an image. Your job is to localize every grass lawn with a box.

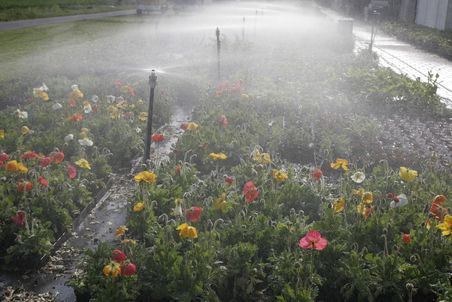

[0,0,135,21]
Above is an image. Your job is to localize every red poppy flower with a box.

[18,181,33,193]
[180,123,189,130]
[151,133,164,143]
[0,152,9,162]
[20,151,39,160]
[11,211,26,227]
[402,233,411,244]
[40,156,52,168]
[68,113,84,122]
[52,151,65,164]
[243,181,259,203]
[312,168,323,181]
[218,115,228,128]
[185,206,203,223]
[299,230,328,251]
[430,195,448,220]
[225,175,234,185]
[67,164,77,179]
[112,249,127,263]
[38,176,49,187]
[121,262,137,276]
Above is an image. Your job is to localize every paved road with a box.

[353,22,452,108]
[0,10,136,31]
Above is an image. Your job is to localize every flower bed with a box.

[0,80,172,269]
[70,81,451,301]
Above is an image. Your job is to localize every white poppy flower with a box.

[71,84,79,91]
[351,171,366,184]
[41,83,49,92]
[64,134,74,143]
[15,109,28,119]
[135,127,142,133]
[52,103,63,110]
[78,138,94,147]
[106,95,116,103]
[390,194,408,208]
[83,104,92,114]
[91,95,99,103]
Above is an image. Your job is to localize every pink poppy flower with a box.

[20,151,39,160]
[40,156,52,168]
[312,168,323,181]
[225,175,234,185]
[112,249,127,263]
[185,206,203,223]
[298,230,328,251]
[0,152,9,162]
[67,164,77,179]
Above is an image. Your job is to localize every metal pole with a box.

[144,70,157,165]
[216,27,221,80]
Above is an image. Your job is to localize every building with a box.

[400,0,452,30]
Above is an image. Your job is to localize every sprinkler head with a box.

[149,69,157,88]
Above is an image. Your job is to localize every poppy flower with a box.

[40,156,52,168]
[225,175,234,185]
[390,194,408,208]
[330,158,349,171]
[312,168,323,181]
[17,162,28,174]
[70,84,84,99]
[430,195,448,220]
[6,160,18,172]
[133,202,145,213]
[218,115,228,128]
[20,151,39,160]
[176,223,198,239]
[333,197,345,213]
[103,262,121,277]
[52,103,63,110]
[151,133,165,143]
[214,193,229,212]
[243,181,259,203]
[252,150,272,164]
[112,249,127,263]
[11,211,26,227]
[351,171,366,183]
[134,171,156,184]
[38,176,49,187]
[78,138,94,147]
[64,134,74,143]
[402,233,411,243]
[186,122,199,130]
[67,164,77,179]
[436,215,452,236]
[115,225,128,237]
[0,152,9,162]
[75,159,91,170]
[18,181,33,193]
[399,167,418,182]
[298,230,328,251]
[209,152,227,160]
[272,169,288,182]
[121,263,137,276]
[15,109,28,119]
[52,151,65,164]
[0,129,4,140]
[68,113,84,122]
[173,198,184,217]
[185,206,203,222]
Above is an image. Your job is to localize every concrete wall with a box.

[399,0,416,23]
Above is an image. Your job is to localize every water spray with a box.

[144,70,157,165]
[216,27,221,80]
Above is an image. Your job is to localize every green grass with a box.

[0,0,135,21]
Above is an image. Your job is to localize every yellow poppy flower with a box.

[17,162,28,174]
[6,160,18,172]
[70,85,84,99]
[103,264,112,276]
[134,171,157,184]
[121,239,137,246]
[209,152,227,161]
[75,159,91,170]
[33,88,49,101]
[437,215,452,236]
[330,158,349,171]
[352,188,365,198]
[399,167,418,182]
[0,129,4,140]
[103,262,121,277]
[138,112,148,122]
[333,197,345,213]
[252,150,272,164]
[272,169,288,182]
[214,193,229,212]
[186,122,199,130]
[362,192,373,204]
[108,106,121,120]
[176,223,198,239]
[115,225,128,237]
[21,126,31,135]
[133,202,145,213]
